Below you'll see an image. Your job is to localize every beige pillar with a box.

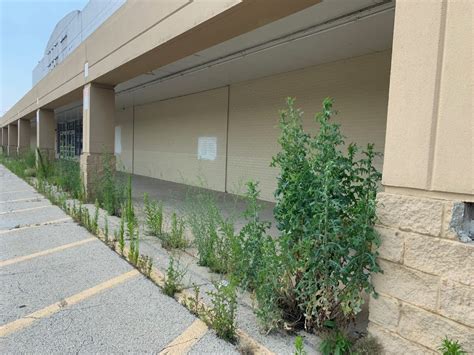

[1,127,7,154]
[80,83,116,198]
[36,109,56,162]
[17,118,31,156]
[369,1,474,353]
[7,124,18,156]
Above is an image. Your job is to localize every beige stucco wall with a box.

[227,50,391,201]
[116,51,390,201]
[382,0,473,198]
[132,87,229,191]
[369,1,473,353]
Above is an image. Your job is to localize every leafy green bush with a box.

[143,193,163,237]
[438,337,467,355]
[253,98,382,333]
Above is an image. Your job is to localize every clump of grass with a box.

[144,193,163,237]
[163,257,187,297]
[207,280,237,343]
[438,337,467,355]
[160,212,188,250]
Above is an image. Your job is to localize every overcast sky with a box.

[0,0,87,116]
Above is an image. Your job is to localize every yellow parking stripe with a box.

[0,270,139,337]
[0,205,52,215]
[159,319,208,354]
[0,217,73,235]
[0,238,96,267]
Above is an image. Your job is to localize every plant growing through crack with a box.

[207,280,237,343]
[163,256,187,297]
[144,193,163,237]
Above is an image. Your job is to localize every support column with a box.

[80,83,116,199]
[1,127,7,154]
[36,109,56,162]
[369,1,474,353]
[17,118,31,156]
[7,124,18,156]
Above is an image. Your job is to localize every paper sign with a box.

[198,137,217,161]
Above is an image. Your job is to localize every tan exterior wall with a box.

[370,193,474,354]
[132,87,229,191]
[227,50,391,201]
[382,0,473,198]
[116,51,390,200]
[369,1,473,353]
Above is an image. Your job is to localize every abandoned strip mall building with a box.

[0,0,473,352]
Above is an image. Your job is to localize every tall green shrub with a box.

[260,98,381,332]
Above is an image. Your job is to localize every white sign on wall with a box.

[115,126,122,154]
[198,137,217,161]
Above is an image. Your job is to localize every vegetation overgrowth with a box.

[0,97,383,351]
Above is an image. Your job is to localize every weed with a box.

[251,98,383,332]
[438,337,467,355]
[96,153,126,216]
[319,330,352,355]
[144,193,163,237]
[207,280,237,343]
[92,199,100,234]
[188,283,204,317]
[294,336,306,355]
[161,212,188,250]
[137,255,153,278]
[163,257,187,297]
[232,181,271,290]
[104,215,109,244]
[118,215,125,255]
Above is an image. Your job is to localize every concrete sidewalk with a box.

[0,164,238,354]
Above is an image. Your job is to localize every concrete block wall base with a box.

[369,192,474,354]
[80,152,116,200]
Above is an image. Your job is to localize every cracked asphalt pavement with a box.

[0,164,238,354]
